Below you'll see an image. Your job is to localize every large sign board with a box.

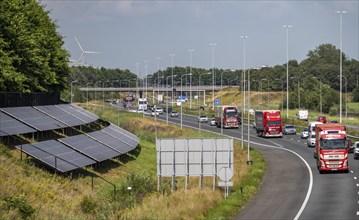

[156,138,233,177]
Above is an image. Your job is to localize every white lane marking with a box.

[356,183,359,187]
[357,211,359,215]
[351,170,354,173]
[158,116,313,220]
[354,177,357,180]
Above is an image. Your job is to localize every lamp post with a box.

[275,78,284,112]
[246,68,259,165]
[209,43,216,109]
[111,80,119,101]
[291,77,300,109]
[70,80,78,103]
[188,49,194,109]
[338,75,348,120]
[283,25,292,118]
[144,60,149,98]
[261,79,267,110]
[240,35,248,150]
[199,72,212,107]
[166,75,177,124]
[156,57,161,104]
[170,54,175,107]
[336,10,347,123]
[86,81,92,107]
[102,80,109,110]
[181,73,192,130]
[312,77,322,114]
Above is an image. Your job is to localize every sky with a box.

[42,0,359,76]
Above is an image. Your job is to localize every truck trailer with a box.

[214,106,239,128]
[254,110,283,137]
[315,123,349,173]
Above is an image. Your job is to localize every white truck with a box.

[138,98,148,111]
[297,109,308,121]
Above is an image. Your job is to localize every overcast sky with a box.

[42,0,358,76]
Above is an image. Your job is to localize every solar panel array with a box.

[0,104,99,136]
[16,140,96,172]
[0,112,36,136]
[2,106,67,131]
[17,124,139,172]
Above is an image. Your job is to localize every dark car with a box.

[317,116,327,123]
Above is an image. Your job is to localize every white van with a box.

[297,109,308,121]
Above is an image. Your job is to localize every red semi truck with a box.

[254,110,283,137]
[314,123,349,173]
[214,106,239,128]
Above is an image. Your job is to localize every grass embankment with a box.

[0,102,266,219]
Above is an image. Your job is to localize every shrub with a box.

[80,195,98,214]
[2,194,35,219]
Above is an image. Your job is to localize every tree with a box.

[352,85,359,102]
[0,0,70,94]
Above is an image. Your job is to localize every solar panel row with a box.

[0,104,99,136]
[16,124,139,173]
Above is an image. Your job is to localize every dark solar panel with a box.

[103,124,139,150]
[29,140,96,169]
[2,106,67,131]
[16,143,82,173]
[70,104,99,120]
[35,105,86,127]
[55,104,98,124]
[87,130,133,153]
[0,111,36,136]
[59,134,120,162]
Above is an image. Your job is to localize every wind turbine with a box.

[74,36,100,64]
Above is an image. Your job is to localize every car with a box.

[317,116,327,123]
[354,142,359,159]
[151,110,159,117]
[198,115,208,123]
[307,133,316,148]
[155,106,164,114]
[283,125,297,135]
[300,127,309,139]
[169,111,178,117]
[209,118,216,126]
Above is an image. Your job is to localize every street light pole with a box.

[86,81,92,107]
[338,75,348,120]
[70,80,78,103]
[283,25,292,119]
[188,49,194,109]
[170,54,175,107]
[312,77,322,115]
[181,73,192,130]
[275,78,284,112]
[144,60,148,98]
[240,35,247,150]
[156,57,161,104]
[336,10,347,123]
[291,77,300,109]
[209,43,216,109]
[166,75,177,124]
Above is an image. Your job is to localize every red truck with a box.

[254,110,283,137]
[214,106,239,128]
[314,123,349,173]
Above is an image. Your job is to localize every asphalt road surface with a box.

[148,111,359,220]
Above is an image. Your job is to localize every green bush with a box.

[2,194,35,219]
[329,104,339,116]
[80,195,98,214]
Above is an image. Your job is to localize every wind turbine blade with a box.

[84,50,101,54]
[74,36,84,52]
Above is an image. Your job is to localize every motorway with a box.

[144,110,359,220]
